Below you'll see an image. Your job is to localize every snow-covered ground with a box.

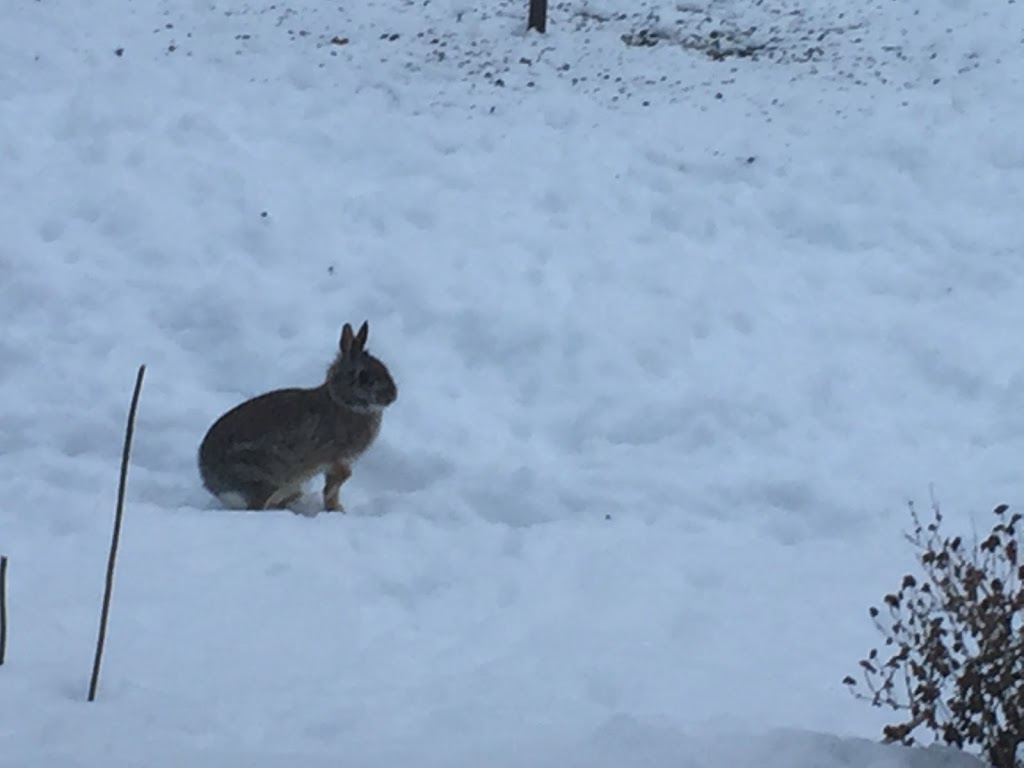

[1,0,1021,765]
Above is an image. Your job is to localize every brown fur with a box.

[198,321,397,511]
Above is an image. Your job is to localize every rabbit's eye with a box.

[355,370,372,386]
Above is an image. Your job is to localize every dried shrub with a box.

[844,501,1024,767]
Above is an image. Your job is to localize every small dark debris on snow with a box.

[331,36,349,45]
[621,29,662,47]
[260,211,268,218]
[114,47,124,57]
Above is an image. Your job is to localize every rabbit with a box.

[198,320,397,512]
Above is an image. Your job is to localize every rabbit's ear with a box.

[340,323,356,357]
[355,321,369,351]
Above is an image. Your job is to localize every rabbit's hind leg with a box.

[263,482,304,510]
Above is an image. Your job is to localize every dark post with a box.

[527,0,547,33]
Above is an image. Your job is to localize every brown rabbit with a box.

[198,321,397,511]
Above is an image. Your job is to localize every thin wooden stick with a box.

[0,554,7,666]
[88,364,146,701]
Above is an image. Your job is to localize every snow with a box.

[1,0,1021,765]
